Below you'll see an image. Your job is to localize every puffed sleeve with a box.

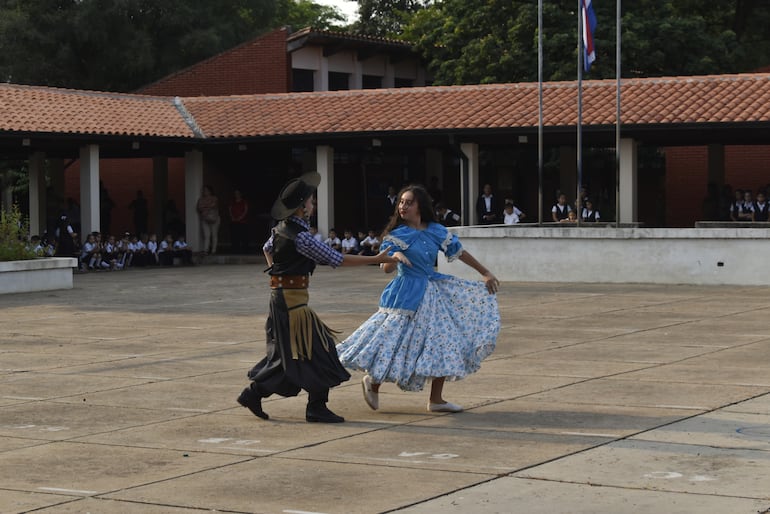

[438,224,463,262]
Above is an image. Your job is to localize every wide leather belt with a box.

[270,274,309,289]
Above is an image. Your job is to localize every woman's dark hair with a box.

[381,184,436,238]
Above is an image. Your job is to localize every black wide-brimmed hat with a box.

[270,172,321,220]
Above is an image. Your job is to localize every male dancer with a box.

[238,172,394,423]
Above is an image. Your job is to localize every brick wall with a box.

[139,27,290,97]
[665,145,770,227]
[64,158,186,236]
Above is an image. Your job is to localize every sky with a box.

[315,0,359,23]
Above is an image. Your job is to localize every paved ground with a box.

[1,263,770,514]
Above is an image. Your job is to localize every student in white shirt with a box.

[551,193,572,222]
[147,234,160,265]
[173,235,194,265]
[324,229,341,251]
[502,200,525,225]
[81,233,101,270]
[158,234,174,266]
[309,226,324,243]
[341,229,359,255]
[360,229,380,256]
[581,199,601,222]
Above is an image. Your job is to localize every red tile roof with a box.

[0,83,195,138]
[182,73,770,139]
[286,26,414,48]
[2,73,770,141]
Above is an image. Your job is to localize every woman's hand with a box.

[392,251,412,267]
[482,272,500,294]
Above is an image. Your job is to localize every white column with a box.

[383,59,395,88]
[79,145,100,236]
[316,145,335,237]
[185,150,203,251]
[461,143,479,225]
[315,53,329,91]
[28,152,46,236]
[352,57,363,89]
[153,157,168,235]
[619,138,638,223]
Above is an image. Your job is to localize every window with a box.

[362,75,382,89]
[292,69,315,92]
[328,72,350,91]
[394,77,414,88]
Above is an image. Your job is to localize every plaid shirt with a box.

[263,216,343,268]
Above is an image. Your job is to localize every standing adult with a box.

[228,189,249,254]
[237,172,395,423]
[128,190,149,236]
[384,185,398,225]
[476,183,499,225]
[99,181,114,235]
[196,185,220,254]
[54,214,76,258]
[338,184,500,413]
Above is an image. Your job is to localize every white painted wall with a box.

[438,226,770,285]
[0,257,76,294]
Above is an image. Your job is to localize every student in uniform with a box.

[551,193,573,222]
[435,203,461,227]
[739,190,755,221]
[502,200,525,225]
[158,234,174,266]
[324,229,342,251]
[173,235,194,265]
[360,229,380,256]
[581,199,600,222]
[753,191,769,222]
[147,234,160,265]
[729,189,744,221]
[81,232,100,270]
[340,229,359,255]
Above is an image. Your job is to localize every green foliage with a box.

[0,205,37,262]
[353,0,427,37]
[0,0,346,91]
[403,0,770,85]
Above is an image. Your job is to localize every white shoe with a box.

[428,401,463,413]
[361,375,379,410]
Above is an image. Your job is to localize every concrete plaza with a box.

[1,263,769,513]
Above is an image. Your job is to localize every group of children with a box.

[729,188,770,222]
[311,227,382,255]
[39,230,194,271]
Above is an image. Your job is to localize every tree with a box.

[353,0,426,37]
[403,0,770,85]
[0,0,345,91]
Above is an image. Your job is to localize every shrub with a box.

[0,205,38,261]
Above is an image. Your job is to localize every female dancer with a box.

[338,184,500,413]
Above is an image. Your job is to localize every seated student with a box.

[552,193,573,222]
[101,234,121,270]
[132,234,148,267]
[738,190,755,221]
[146,234,160,265]
[117,232,132,268]
[753,190,769,222]
[560,210,578,223]
[502,200,526,225]
[81,232,101,270]
[173,235,194,265]
[729,189,744,221]
[340,229,359,255]
[309,226,324,243]
[324,228,341,251]
[359,229,380,256]
[581,199,601,222]
[158,234,174,266]
[435,203,461,227]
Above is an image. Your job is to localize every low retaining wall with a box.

[438,226,770,285]
[0,257,77,294]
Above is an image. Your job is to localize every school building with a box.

[2,27,770,256]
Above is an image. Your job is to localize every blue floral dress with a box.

[337,222,500,392]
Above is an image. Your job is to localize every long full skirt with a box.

[337,276,499,392]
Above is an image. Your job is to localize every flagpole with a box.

[615,0,622,227]
[577,0,584,227]
[538,0,544,225]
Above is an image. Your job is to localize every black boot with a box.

[237,385,269,420]
[306,390,344,423]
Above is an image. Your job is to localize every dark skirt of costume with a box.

[248,287,350,397]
